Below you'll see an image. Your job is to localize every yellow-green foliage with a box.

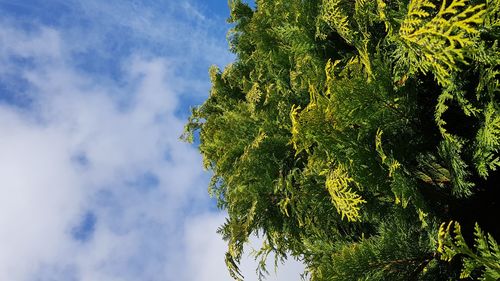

[324,164,366,222]
[375,129,402,178]
[319,0,352,42]
[397,0,486,86]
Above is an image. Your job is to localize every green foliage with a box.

[185,0,500,279]
[438,136,475,197]
[474,102,500,177]
[317,214,437,281]
[438,221,500,280]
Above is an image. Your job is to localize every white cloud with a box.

[0,109,82,281]
[0,2,304,280]
[0,23,205,281]
[183,213,232,281]
[184,213,305,281]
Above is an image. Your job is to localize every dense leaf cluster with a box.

[184,0,500,279]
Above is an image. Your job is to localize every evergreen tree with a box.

[184,0,500,279]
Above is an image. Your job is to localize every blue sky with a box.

[0,1,303,280]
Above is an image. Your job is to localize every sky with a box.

[0,1,304,281]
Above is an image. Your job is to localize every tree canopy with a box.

[184,0,500,280]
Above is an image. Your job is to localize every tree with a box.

[184,0,500,279]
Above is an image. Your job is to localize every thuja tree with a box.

[184,0,500,280]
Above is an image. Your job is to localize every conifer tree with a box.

[184,0,500,279]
